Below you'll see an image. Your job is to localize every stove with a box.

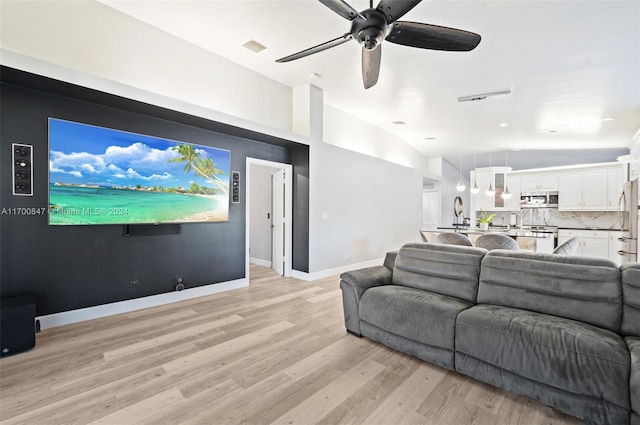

[522,225,558,236]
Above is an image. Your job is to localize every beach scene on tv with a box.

[48,118,231,225]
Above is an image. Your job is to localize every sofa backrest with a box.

[621,263,640,336]
[478,250,622,332]
[393,243,487,303]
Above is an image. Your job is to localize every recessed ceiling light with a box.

[603,117,615,121]
[310,72,322,79]
[424,137,436,141]
[242,40,267,53]
[392,121,406,125]
[548,130,557,133]
[499,123,508,127]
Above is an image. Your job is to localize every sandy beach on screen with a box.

[176,194,229,222]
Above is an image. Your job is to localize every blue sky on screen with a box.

[49,118,230,189]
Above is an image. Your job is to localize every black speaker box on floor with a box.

[1,296,36,357]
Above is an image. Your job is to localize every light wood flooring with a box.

[0,265,581,425]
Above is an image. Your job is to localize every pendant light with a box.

[502,149,512,199]
[456,153,466,191]
[470,153,480,194]
[485,152,495,197]
[501,126,512,200]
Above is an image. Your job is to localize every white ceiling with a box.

[100,0,639,161]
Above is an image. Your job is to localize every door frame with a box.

[246,158,293,278]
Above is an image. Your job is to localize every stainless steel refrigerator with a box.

[618,179,638,262]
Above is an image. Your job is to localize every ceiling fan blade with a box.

[276,33,353,63]
[319,0,365,21]
[362,45,382,89]
[376,0,422,24]
[386,21,481,51]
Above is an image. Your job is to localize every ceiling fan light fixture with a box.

[357,26,386,50]
[276,0,482,89]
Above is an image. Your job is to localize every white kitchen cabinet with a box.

[606,167,623,210]
[504,175,521,210]
[471,169,493,212]
[582,169,608,210]
[558,167,617,211]
[557,229,610,259]
[470,167,519,212]
[520,172,559,192]
[558,172,582,210]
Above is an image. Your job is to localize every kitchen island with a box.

[427,226,556,253]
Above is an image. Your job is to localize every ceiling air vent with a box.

[242,40,267,53]
[457,89,511,103]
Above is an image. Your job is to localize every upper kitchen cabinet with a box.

[504,175,521,210]
[606,167,623,210]
[470,167,519,212]
[472,169,493,211]
[519,172,559,192]
[558,164,623,211]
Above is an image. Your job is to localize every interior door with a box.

[271,169,285,276]
[422,191,439,229]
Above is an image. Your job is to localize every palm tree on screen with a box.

[169,144,228,194]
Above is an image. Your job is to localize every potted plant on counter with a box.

[477,210,496,231]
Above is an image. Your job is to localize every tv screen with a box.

[48,118,231,225]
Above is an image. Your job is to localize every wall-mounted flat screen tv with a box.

[48,118,230,225]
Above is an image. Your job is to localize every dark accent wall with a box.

[292,146,310,272]
[0,67,310,315]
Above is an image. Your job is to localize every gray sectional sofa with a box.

[340,242,640,425]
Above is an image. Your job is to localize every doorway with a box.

[246,158,293,278]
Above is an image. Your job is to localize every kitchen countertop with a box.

[558,227,621,231]
[436,227,555,238]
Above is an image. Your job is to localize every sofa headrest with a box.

[393,243,487,303]
[621,263,640,336]
[478,250,622,333]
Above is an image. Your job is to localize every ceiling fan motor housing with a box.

[352,9,391,50]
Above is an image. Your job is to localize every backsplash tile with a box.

[490,210,621,230]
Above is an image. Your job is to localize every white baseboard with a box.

[36,278,248,330]
[292,258,384,281]
[250,257,272,267]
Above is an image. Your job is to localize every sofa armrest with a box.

[340,265,392,336]
[341,265,392,299]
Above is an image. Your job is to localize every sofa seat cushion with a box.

[629,337,640,418]
[360,285,473,350]
[456,305,630,410]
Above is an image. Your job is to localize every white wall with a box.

[439,159,470,227]
[249,165,278,264]
[309,142,424,271]
[323,104,430,172]
[297,85,424,272]
[0,0,292,132]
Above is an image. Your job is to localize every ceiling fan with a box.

[276,0,481,89]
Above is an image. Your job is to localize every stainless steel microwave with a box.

[520,191,559,208]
